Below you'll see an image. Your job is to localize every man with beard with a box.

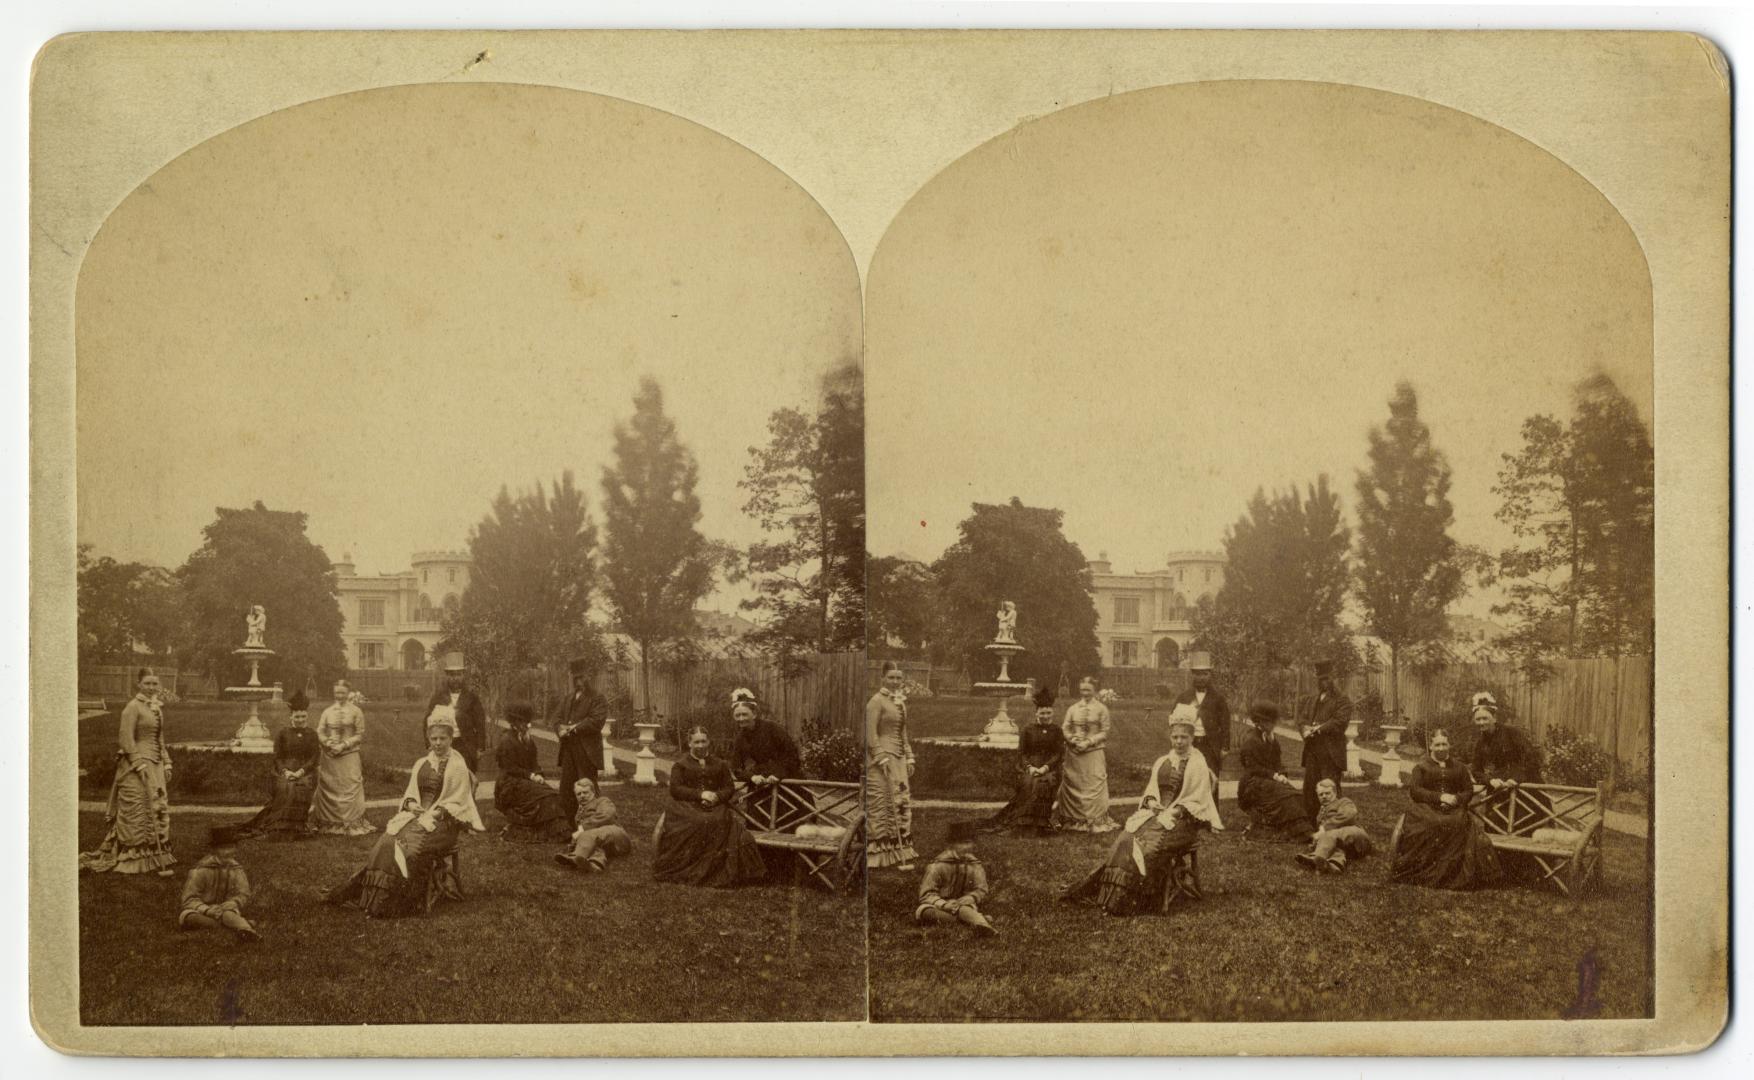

[1172,651,1231,781]
[427,653,487,773]
[556,657,611,824]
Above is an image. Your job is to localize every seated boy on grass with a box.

[178,826,260,942]
[1297,778,1374,874]
[914,820,996,936]
[554,777,633,873]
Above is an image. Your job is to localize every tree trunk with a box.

[818,503,831,654]
[1389,641,1401,731]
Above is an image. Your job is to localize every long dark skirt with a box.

[237,772,316,839]
[493,774,572,842]
[982,766,1060,834]
[1237,776,1314,840]
[1390,805,1502,890]
[1062,815,1205,916]
[651,802,767,888]
[327,818,466,917]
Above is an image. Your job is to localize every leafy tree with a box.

[600,378,718,725]
[739,361,865,658]
[867,554,938,658]
[1491,372,1654,665]
[439,472,602,715]
[932,497,1099,684]
[176,501,346,691]
[1191,477,1353,703]
[1353,382,1467,728]
[77,543,186,665]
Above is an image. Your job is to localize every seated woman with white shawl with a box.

[327,706,484,918]
[1062,714,1223,916]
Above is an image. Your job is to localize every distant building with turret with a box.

[1088,550,1226,669]
[332,550,471,670]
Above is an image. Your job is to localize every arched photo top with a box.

[74,81,861,570]
[864,78,1652,568]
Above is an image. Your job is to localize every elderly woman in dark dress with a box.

[327,706,485,917]
[492,702,572,843]
[651,727,767,887]
[1234,701,1315,842]
[1389,728,1501,890]
[1469,691,1548,836]
[236,689,321,839]
[982,686,1065,834]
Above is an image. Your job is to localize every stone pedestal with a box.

[1377,725,1407,787]
[223,645,280,754]
[1344,717,1365,781]
[633,721,661,786]
[599,718,622,783]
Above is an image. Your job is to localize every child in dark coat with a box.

[914,820,996,935]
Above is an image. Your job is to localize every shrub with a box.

[402,683,422,702]
[1153,683,1175,700]
[1353,689,1385,744]
[900,678,933,699]
[1097,688,1122,704]
[1541,727,1613,786]
[799,718,861,782]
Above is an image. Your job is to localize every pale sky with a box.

[865,80,1653,621]
[76,83,861,608]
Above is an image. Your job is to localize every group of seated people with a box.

[921,688,1552,932]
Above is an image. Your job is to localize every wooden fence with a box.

[1341,656,1652,771]
[609,651,866,742]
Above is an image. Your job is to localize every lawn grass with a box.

[77,783,865,1025]
[869,784,1651,1023]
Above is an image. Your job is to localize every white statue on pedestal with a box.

[995,600,1018,643]
[244,605,267,649]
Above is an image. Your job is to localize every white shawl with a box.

[1126,749,1224,833]
[385,751,485,837]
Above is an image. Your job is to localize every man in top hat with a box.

[428,652,487,773]
[1172,651,1231,781]
[556,656,611,825]
[1299,659,1352,821]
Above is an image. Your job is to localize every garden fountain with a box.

[221,605,278,753]
[972,600,1028,749]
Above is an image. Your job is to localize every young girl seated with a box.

[178,826,260,942]
[555,777,633,873]
[914,820,996,936]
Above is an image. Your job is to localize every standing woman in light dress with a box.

[865,661,918,870]
[1052,676,1119,833]
[308,678,374,836]
[79,668,177,876]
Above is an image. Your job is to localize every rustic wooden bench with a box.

[1468,781,1605,896]
[733,778,866,892]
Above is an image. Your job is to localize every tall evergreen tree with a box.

[1354,382,1467,726]
[176,501,346,690]
[1192,477,1353,700]
[739,361,865,659]
[1492,372,1654,665]
[599,378,717,724]
[932,497,1100,684]
[440,472,601,713]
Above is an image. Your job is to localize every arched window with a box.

[1156,638,1181,669]
[401,639,427,671]
[442,593,460,615]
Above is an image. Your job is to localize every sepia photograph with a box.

[61,80,867,1025]
[865,79,1662,1025]
[27,28,1728,1057]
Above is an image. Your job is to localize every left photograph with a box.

[68,82,867,1025]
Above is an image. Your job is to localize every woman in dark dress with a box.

[237,689,321,839]
[982,686,1064,834]
[1234,701,1315,841]
[652,727,767,887]
[1470,691,1548,836]
[1389,728,1502,890]
[492,702,572,843]
[327,706,485,918]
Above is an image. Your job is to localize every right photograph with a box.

[863,80,1654,1023]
